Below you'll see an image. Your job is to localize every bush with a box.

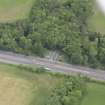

[46,76,87,105]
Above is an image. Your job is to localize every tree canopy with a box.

[0,0,105,68]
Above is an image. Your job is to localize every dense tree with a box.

[0,0,105,68]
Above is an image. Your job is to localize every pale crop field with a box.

[0,71,33,105]
[0,0,35,22]
[0,63,60,105]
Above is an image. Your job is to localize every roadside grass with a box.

[81,82,105,105]
[0,63,62,105]
[0,0,35,22]
[88,0,105,34]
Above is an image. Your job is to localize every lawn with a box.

[0,0,35,22]
[81,82,105,105]
[88,0,105,34]
[0,63,61,105]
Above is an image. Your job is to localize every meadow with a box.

[81,82,105,105]
[0,0,35,22]
[0,63,61,105]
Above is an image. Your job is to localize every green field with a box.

[0,63,61,105]
[81,83,105,105]
[88,0,105,34]
[0,64,105,105]
[0,0,35,22]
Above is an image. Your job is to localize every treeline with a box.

[0,0,105,68]
[46,76,87,105]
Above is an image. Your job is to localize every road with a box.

[0,50,105,81]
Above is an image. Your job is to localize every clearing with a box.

[0,0,35,22]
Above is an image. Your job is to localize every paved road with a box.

[0,50,105,81]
